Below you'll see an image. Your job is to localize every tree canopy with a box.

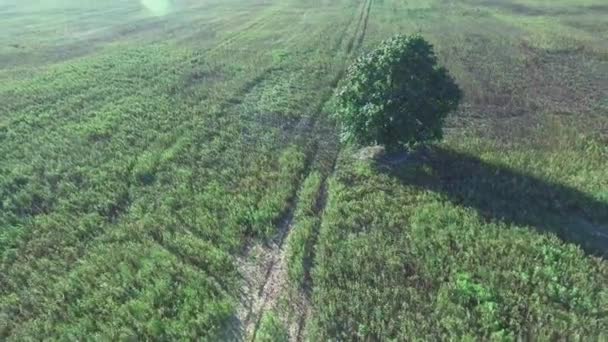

[336,34,462,151]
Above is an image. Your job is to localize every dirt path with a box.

[238,206,295,340]
[237,159,338,342]
[235,0,370,339]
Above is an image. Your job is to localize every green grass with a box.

[1,0,607,340]
[310,130,608,339]
[254,311,289,342]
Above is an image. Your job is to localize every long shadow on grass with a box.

[380,147,608,257]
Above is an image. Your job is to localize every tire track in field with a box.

[242,82,341,341]
[346,0,369,54]
[287,117,340,342]
[206,6,280,56]
[241,116,323,341]
[332,1,362,54]
[245,1,372,340]
[354,0,373,53]
[281,0,374,335]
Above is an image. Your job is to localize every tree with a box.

[335,34,462,151]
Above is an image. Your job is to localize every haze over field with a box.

[0,0,607,340]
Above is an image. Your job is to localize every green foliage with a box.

[254,311,289,342]
[335,34,461,150]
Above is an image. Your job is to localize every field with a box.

[1,0,607,340]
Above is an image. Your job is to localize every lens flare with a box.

[140,0,171,16]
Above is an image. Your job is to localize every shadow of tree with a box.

[380,146,608,257]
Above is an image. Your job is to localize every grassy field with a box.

[1,0,607,340]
